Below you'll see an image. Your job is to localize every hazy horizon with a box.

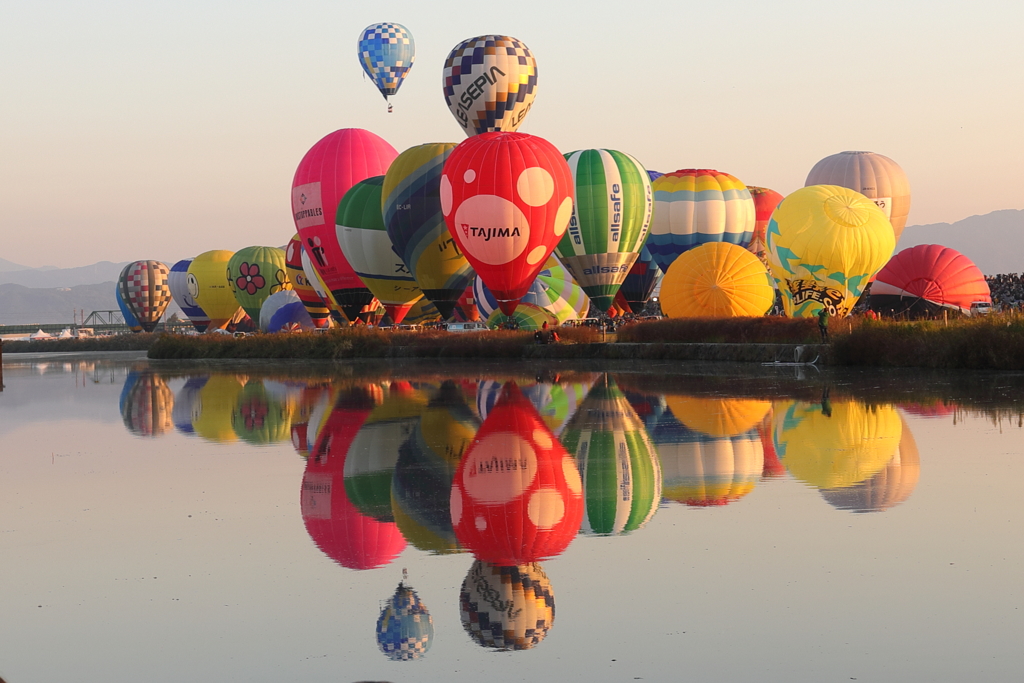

[3,1,1022,268]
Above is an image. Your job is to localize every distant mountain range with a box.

[896,209,1024,275]
[0,260,133,288]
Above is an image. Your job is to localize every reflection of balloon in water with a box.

[192,375,244,443]
[460,560,554,651]
[746,186,784,257]
[774,400,902,489]
[232,380,292,445]
[820,415,920,512]
[116,282,142,332]
[667,396,771,438]
[647,170,756,273]
[377,581,433,661]
[805,151,911,241]
[768,185,896,318]
[172,376,208,435]
[556,148,653,311]
[336,175,424,324]
[451,383,583,564]
[120,372,174,437]
[259,290,314,333]
[168,259,210,332]
[441,132,575,315]
[561,377,661,535]
[344,382,428,522]
[870,244,991,318]
[442,35,538,136]
[382,143,472,319]
[227,246,291,322]
[392,381,479,554]
[358,22,415,105]
[188,251,242,330]
[652,401,763,506]
[285,234,331,328]
[660,242,774,318]
[118,261,172,333]
[302,387,406,570]
[475,379,593,437]
[619,246,662,313]
[292,129,398,322]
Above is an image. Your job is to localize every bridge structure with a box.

[0,310,191,337]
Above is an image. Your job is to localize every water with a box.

[1,354,1022,682]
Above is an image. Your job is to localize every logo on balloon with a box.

[788,280,846,315]
[292,182,324,229]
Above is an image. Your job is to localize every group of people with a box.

[986,273,1024,310]
[533,322,561,344]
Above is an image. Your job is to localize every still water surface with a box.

[1,354,1022,682]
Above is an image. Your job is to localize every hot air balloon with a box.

[344,382,428,522]
[192,375,245,443]
[382,143,473,319]
[485,302,559,331]
[460,561,555,651]
[805,151,911,241]
[767,185,896,318]
[442,35,538,136]
[187,250,242,330]
[358,22,415,111]
[336,176,424,324]
[168,259,210,332]
[376,580,433,660]
[659,242,775,318]
[450,382,583,565]
[820,414,920,512]
[556,149,653,311]
[647,170,756,273]
[441,132,575,314]
[259,290,314,333]
[774,400,902,490]
[117,261,172,333]
[870,244,991,318]
[115,282,142,332]
[401,296,443,325]
[746,186,784,258]
[285,234,331,328]
[392,381,479,554]
[647,170,664,181]
[227,246,291,323]
[292,129,398,321]
[474,256,590,324]
[119,371,174,437]
[302,387,406,570]
[619,246,662,314]
[561,377,661,535]
[300,244,343,323]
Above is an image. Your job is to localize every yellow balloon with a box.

[188,250,242,329]
[666,396,771,437]
[660,242,774,318]
[774,400,902,489]
[193,375,245,443]
[767,185,896,318]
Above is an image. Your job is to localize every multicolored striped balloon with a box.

[556,149,653,312]
[647,169,755,273]
[285,234,331,328]
[382,143,471,319]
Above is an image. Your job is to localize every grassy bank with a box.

[616,317,820,344]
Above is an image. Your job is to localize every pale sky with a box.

[3,0,1022,268]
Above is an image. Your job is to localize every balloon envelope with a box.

[556,149,654,311]
[116,282,142,332]
[460,561,555,651]
[358,22,415,101]
[660,242,774,318]
[870,244,990,317]
[767,185,896,318]
[227,246,291,322]
[441,132,575,314]
[805,151,911,241]
[442,35,538,136]
[285,234,331,328]
[619,246,662,312]
[168,259,210,332]
[647,169,756,273]
[118,261,172,333]
[292,128,398,321]
[376,583,433,661]
[188,250,242,330]
[746,186,784,258]
[259,290,314,333]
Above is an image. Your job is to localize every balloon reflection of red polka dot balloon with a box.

[301,387,406,570]
[441,132,574,315]
[451,382,583,565]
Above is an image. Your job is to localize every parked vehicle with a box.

[446,322,488,333]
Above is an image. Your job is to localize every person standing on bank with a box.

[818,306,830,342]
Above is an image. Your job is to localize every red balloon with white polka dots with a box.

[440,132,575,315]
[450,382,583,565]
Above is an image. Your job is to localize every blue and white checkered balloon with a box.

[358,22,415,100]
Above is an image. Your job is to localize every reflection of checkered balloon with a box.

[460,561,555,651]
[358,22,415,99]
[376,584,433,661]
